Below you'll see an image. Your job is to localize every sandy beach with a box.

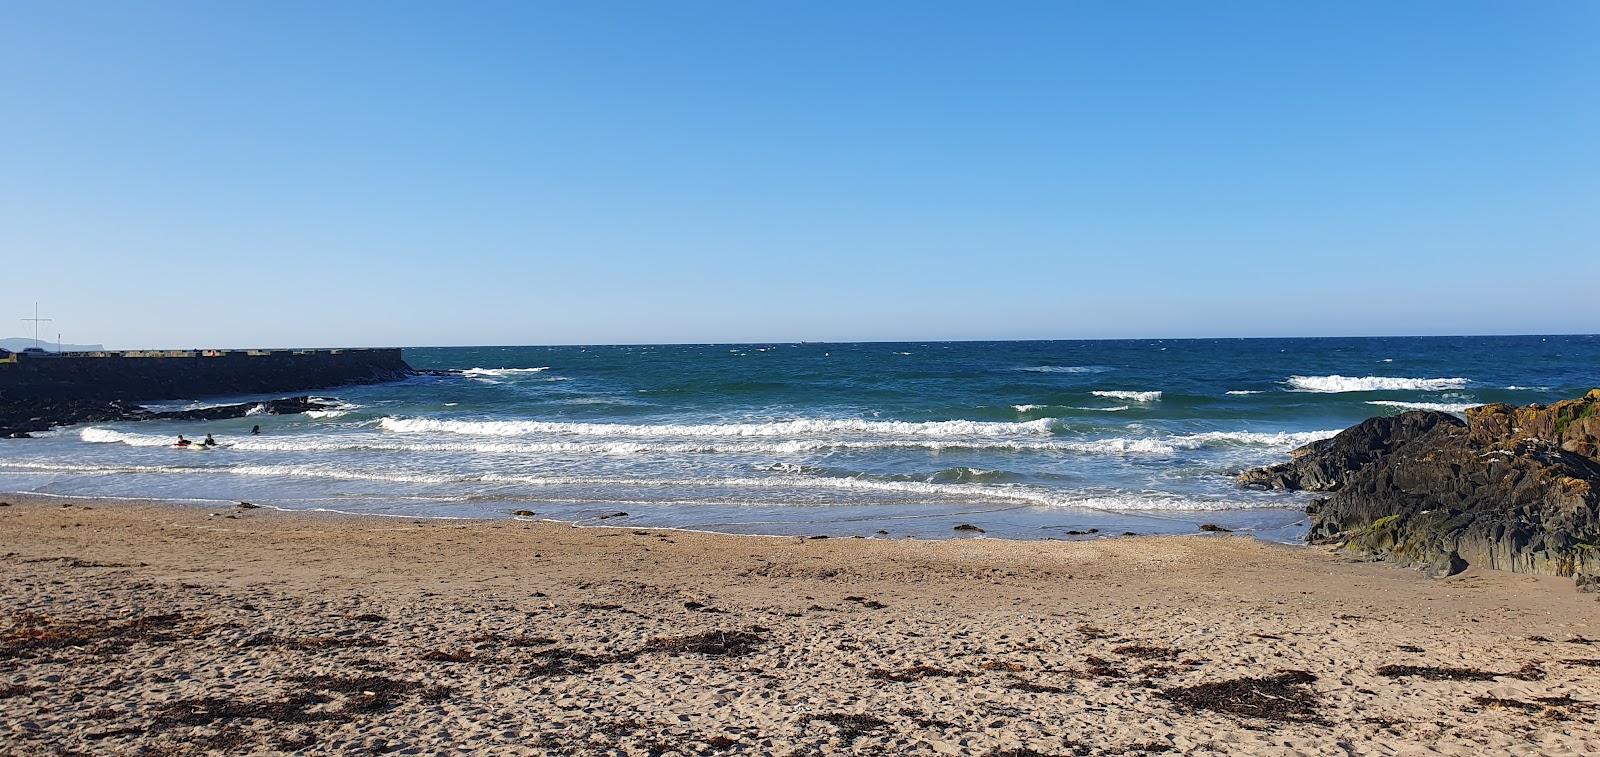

[3,496,1599,756]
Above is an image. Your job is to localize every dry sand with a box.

[3,494,1599,756]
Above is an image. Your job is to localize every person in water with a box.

[202,434,216,447]
[251,425,261,435]
[175,435,191,447]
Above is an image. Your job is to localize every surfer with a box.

[251,425,261,435]
[202,434,217,447]
[175,435,191,447]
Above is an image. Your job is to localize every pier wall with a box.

[0,348,412,401]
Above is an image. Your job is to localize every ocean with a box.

[3,335,1595,540]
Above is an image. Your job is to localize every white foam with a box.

[1366,400,1477,413]
[1091,390,1162,402]
[1019,365,1110,374]
[0,460,1286,510]
[1071,405,1129,412]
[1286,375,1469,392]
[1012,404,1047,412]
[1505,385,1549,391]
[78,425,1334,457]
[81,428,173,447]
[1225,390,1264,395]
[461,367,551,377]
[1166,430,1339,448]
[304,400,361,419]
[378,416,1061,438]
[244,403,269,416]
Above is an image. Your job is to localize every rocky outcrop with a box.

[0,397,335,438]
[1239,411,1463,492]
[1240,389,1600,587]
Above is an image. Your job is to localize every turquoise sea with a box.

[2,336,1596,540]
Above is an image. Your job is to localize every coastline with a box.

[4,495,1599,755]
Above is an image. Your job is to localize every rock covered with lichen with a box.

[1241,389,1600,587]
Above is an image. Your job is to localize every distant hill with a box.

[0,338,106,352]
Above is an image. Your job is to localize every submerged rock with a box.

[1240,389,1600,586]
[0,396,335,437]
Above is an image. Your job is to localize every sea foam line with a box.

[1019,365,1110,374]
[79,427,1338,456]
[1366,400,1478,413]
[1286,375,1469,392]
[461,367,551,376]
[0,460,1294,512]
[377,416,1061,438]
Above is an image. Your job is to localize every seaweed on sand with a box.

[869,665,964,682]
[645,628,766,657]
[0,612,194,660]
[153,692,340,726]
[1113,644,1179,660]
[806,712,891,744]
[1005,676,1067,694]
[468,631,557,647]
[1374,664,1503,681]
[243,633,386,650]
[1083,655,1124,678]
[294,673,453,714]
[523,647,642,677]
[1158,670,1323,724]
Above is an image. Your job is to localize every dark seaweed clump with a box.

[806,712,891,744]
[645,629,766,657]
[1374,664,1503,681]
[0,612,194,660]
[1159,670,1322,724]
[869,665,963,682]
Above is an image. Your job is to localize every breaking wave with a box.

[1091,390,1162,402]
[1019,365,1110,374]
[0,460,1287,512]
[378,416,1061,438]
[1286,375,1469,392]
[462,367,551,377]
[1366,400,1478,413]
[78,426,1336,457]
[81,428,174,447]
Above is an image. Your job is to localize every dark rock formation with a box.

[0,397,335,438]
[1239,411,1463,492]
[1240,390,1600,586]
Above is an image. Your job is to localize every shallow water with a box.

[3,335,1595,540]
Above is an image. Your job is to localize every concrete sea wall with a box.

[0,348,412,401]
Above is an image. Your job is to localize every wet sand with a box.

[3,494,1599,756]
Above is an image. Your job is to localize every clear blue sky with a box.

[3,1,1596,348]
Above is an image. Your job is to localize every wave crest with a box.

[1019,365,1110,374]
[1366,400,1477,413]
[378,416,1061,438]
[1090,390,1162,402]
[1286,375,1468,392]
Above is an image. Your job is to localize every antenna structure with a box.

[20,303,52,351]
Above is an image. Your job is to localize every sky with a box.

[2,1,1596,348]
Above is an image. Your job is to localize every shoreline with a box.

[4,495,1600,754]
[0,486,1315,543]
